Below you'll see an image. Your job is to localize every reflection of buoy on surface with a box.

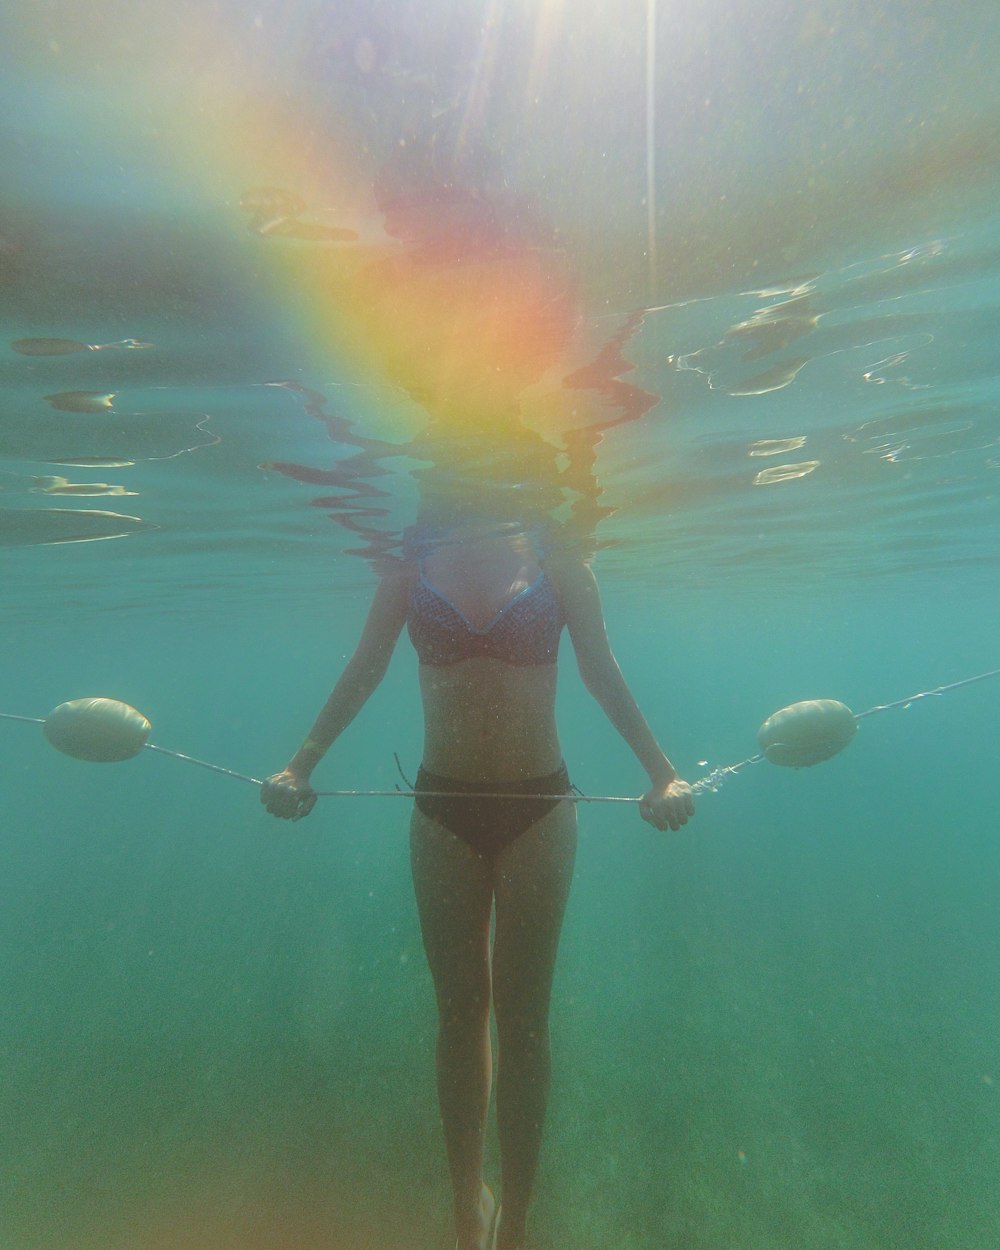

[757,699,857,768]
[43,698,151,762]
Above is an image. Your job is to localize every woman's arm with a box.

[261,568,412,820]
[549,557,694,831]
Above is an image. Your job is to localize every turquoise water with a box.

[3,4,1000,1249]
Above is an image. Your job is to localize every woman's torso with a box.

[406,527,565,780]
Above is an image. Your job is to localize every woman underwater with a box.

[260,32,693,1244]
[261,447,695,1250]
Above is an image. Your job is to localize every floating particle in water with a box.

[44,391,117,413]
[11,337,152,355]
[748,436,807,457]
[32,475,136,497]
[726,358,809,396]
[753,460,820,485]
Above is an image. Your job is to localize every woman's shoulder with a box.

[540,547,598,605]
[366,552,418,605]
[379,559,419,594]
[401,525,437,564]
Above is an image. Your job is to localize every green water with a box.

[3,2,1000,1248]
[4,589,998,1249]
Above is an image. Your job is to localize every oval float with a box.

[757,698,857,768]
[43,697,151,762]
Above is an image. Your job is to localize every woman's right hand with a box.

[638,777,695,832]
[260,769,317,821]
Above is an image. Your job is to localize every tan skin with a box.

[262,530,694,1250]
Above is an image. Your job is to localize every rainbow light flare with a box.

[192,88,622,449]
[95,4,650,448]
[10,0,658,499]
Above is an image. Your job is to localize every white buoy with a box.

[43,697,151,762]
[757,698,857,768]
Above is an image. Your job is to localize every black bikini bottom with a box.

[414,763,571,861]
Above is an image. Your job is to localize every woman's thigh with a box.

[410,806,495,1016]
[492,800,577,1026]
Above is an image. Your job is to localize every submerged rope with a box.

[4,665,998,802]
[854,666,1000,720]
[693,665,1000,795]
[148,741,639,804]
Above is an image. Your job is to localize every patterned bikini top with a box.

[407,564,564,666]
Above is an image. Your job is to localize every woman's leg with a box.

[491,801,577,1250]
[411,807,498,1250]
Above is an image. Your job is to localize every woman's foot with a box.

[455,1182,497,1250]
[489,1202,502,1250]
[493,1206,527,1250]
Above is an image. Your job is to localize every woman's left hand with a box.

[261,769,318,821]
[639,778,695,831]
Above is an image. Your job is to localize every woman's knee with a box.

[492,990,551,1051]
[439,987,491,1032]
